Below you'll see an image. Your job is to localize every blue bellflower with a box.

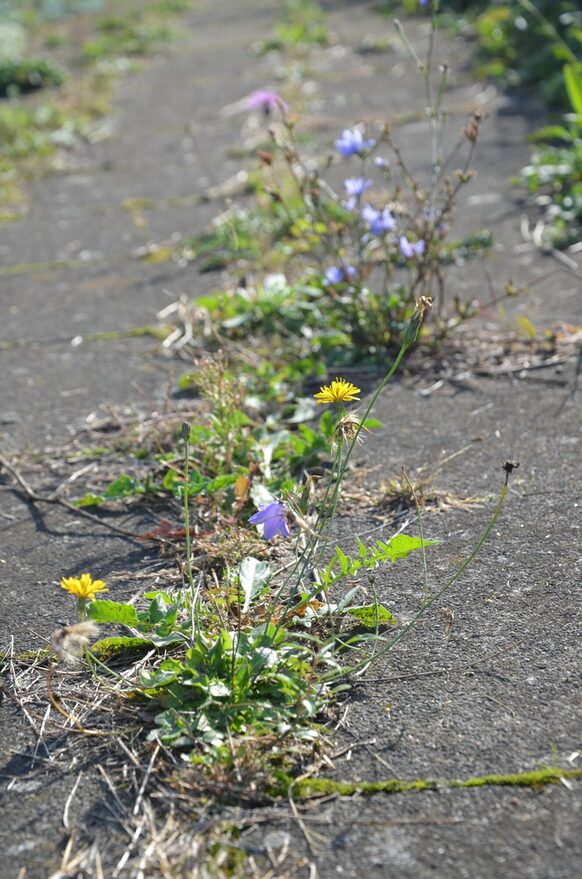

[324,265,356,285]
[335,127,376,158]
[344,177,373,210]
[361,204,396,236]
[399,235,425,258]
[249,502,290,540]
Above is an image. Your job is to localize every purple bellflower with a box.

[335,127,376,158]
[324,265,356,285]
[361,204,396,236]
[344,177,373,210]
[248,502,290,540]
[399,235,425,258]
[248,90,288,115]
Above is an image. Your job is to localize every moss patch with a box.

[277,767,582,799]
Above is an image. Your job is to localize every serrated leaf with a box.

[87,600,139,626]
[381,534,439,561]
[346,603,397,626]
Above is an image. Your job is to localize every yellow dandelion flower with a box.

[60,573,108,601]
[314,378,361,405]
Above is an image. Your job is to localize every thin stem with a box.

[326,479,509,679]
[401,467,430,605]
[181,423,195,596]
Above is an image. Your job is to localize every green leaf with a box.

[346,604,397,626]
[564,63,582,117]
[87,600,139,626]
[104,474,144,498]
[318,409,334,439]
[379,534,439,561]
[74,493,104,507]
[237,557,272,614]
[362,418,383,429]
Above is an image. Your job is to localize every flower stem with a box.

[326,478,509,680]
[181,423,195,595]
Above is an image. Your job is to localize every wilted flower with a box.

[334,413,367,447]
[248,90,288,115]
[335,127,375,158]
[361,204,396,236]
[52,621,99,665]
[314,378,361,405]
[60,573,108,601]
[344,177,373,209]
[399,235,425,258]
[249,502,290,540]
[324,265,356,285]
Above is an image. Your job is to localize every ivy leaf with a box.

[87,600,139,626]
[346,604,397,627]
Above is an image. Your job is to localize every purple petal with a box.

[248,507,269,525]
[262,517,279,540]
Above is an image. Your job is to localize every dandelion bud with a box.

[403,296,433,346]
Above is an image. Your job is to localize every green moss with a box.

[0,637,152,669]
[90,635,153,661]
[0,647,50,667]
[276,767,582,799]
[85,324,173,342]
[0,257,86,277]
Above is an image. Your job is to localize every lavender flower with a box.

[344,177,373,210]
[248,90,288,115]
[324,265,356,285]
[374,156,390,169]
[335,127,376,158]
[248,502,290,540]
[399,235,425,258]
[361,204,396,236]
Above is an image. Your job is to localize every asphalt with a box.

[0,2,580,877]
